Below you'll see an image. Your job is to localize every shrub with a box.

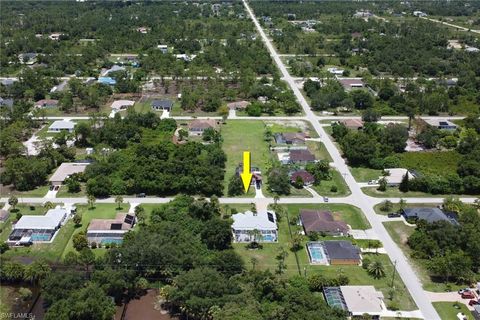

[330,185,338,192]
[91,242,97,249]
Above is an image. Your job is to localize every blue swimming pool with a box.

[263,235,275,242]
[101,238,123,245]
[307,242,327,264]
[31,234,52,241]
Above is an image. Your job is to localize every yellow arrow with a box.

[240,151,253,193]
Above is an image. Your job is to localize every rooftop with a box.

[340,119,364,129]
[340,286,384,315]
[48,120,76,130]
[49,162,89,183]
[323,240,361,260]
[188,119,218,130]
[88,212,135,231]
[289,149,315,162]
[232,211,277,231]
[14,207,67,230]
[110,100,135,110]
[300,209,349,234]
[151,99,173,108]
[403,207,458,224]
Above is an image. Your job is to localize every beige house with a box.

[188,119,218,136]
[49,162,89,186]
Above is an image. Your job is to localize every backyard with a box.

[433,302,474,320]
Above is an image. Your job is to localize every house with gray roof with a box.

[151,99,173,111]
[322,240,361,265]
[401,207,458,225]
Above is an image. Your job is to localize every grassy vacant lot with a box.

[56,185,87,198]
[285,203,371,230]
[1,205,75,262]
[222,120,273,195]
[3,185,50,198]
[311,169,351,197]
[383,221,465,292]
[62,203,125,259]
[396,151,461,175]
[433,302,474,320]
[306,141,333,162]
[350,167,382,183]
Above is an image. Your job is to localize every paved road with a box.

[421,16,480,34]
[243,1,440,318]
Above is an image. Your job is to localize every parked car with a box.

[323,197,329,203]
[458,288,470,294]
[468,299,479,306]
[136,193,146,198]
[368,180,378,185]
[388,213,401,218]
[461,291,475,299]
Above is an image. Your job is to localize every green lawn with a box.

[311,169,351,197]
[284,203,371,230]
[56,184,87,198]
[222,120,273,196]
[350,167,382,183]
[383,221,466,292]
[306,141,333,162]
[433,302,474,320]
[233,210,301,277]
[396,151,461,176]
[4,185,50,198]
[62,203,125,259]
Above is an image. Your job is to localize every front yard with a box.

[433,302,474,320]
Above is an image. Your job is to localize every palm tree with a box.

[273,194,280,206]
[247,229,263,243]
[368,261,386,279]
[8,195,18,211]
[87,195,96,210]
[43,201,54,210]
[250,257,258,270]
[398,198,406,211]
[115,196,124,210]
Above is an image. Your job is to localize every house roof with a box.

[290,170,315,184]
[49,162,89,183]
[151,99,173,108]
[49,120,76,130]
[87,213,135,231]
[227,100,250,109]
[340,286,384,315]
[110,100,135,110]
[300,210,349,234]
[340,119,364,129]
[289,149,315,162]
[188,119,218,130]
[35,99,58,106]
[102,65,125,76]
[232,211,277,231]
[402,207,458,224]
[323,240,361,260]
[14,207,67,230]
[97,77,116,85]
[282,132,306,143]
[339,78,365,89]
[423,118,457,129]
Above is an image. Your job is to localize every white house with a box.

[48,120,76,132]
[232,211,278,242]
[327,67,344,75]
[110,100,135,111]
[49,162,90,186]
[9,206,74,244]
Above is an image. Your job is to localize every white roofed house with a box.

[231,211,277,243]
[8,206,74,245]
[323,286,385,317]
[48,120,76,132]
[49,162,89,186]
[110,100,135,111]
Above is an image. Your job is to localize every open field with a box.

[306,140,333,162]
[362,186,479,198]
[222,120,273,196]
